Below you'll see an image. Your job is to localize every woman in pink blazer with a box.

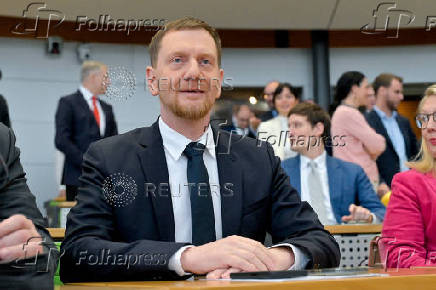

[381,84,436,268]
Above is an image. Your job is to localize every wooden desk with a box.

[57,268,436,289]
[57,201,77,208]
[48,228,66,241]
[48,224,382,242]
[325,224,382,235]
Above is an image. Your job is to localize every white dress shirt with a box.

[79,86,106,136]
[300,152,337,225]
[159,117,308,275]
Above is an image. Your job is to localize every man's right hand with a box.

[180,235,275,274]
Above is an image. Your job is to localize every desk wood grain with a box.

[48,224,382,241]
[58,269,436,289]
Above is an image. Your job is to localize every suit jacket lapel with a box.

[371,111,395,151]
[213,127,243,238]
[326,155,341,222]
[137,121,175,242]
[76,90,102,136]
[75,90,91,112]
[100,101,111,137]
[289,156,301,195]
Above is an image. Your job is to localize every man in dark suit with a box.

[55,61,118,201]
[221,104,256,138]
[60,17,340,283]
[282,103,385,225]
[0,124,58,289]
[366,73,418,187]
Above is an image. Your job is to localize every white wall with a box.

[1,36,436,215]
[330,45,436,84]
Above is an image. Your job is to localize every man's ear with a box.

[146,66,159,96]
[215,68,224,100]
[314,122,324,137]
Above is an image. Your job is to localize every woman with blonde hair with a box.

[381,84,436,268]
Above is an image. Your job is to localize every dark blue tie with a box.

[183,142,216,246]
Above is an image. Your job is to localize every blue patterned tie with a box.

[184,142,216,245]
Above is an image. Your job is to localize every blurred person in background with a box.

[359,84,376,114]
[55,61,118,201]
[330,71,386,192]
[381,84,436,268]
[222,104,256,138]
[366,73,418,189]
[258,83,300,160]
[260,81,279,121]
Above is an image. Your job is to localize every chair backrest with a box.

[368,236,382,267]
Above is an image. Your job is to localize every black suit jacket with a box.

[365,110,419,186]
[0,124,58,289]
[0,95,11,128]
[60,120,340,283]
[55,90,118,186]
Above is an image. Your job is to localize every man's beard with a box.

[160,93,215,120]
[386,98,397,112]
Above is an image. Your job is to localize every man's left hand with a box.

[341,204,373,223]
[206,246,294,279]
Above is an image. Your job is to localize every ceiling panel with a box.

[1,0,434,30]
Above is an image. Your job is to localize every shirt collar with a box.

[79,85,95,102]
[158,117,216,161]
[374,105,397,119]
[300,151,327,169]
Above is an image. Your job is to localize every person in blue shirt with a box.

[366,73,419,188]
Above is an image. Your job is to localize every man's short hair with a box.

[288,102,331,140]
[233,104,251,115]
[81,61,106,82]
[149,17,222,68]
[373,73,403,94]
